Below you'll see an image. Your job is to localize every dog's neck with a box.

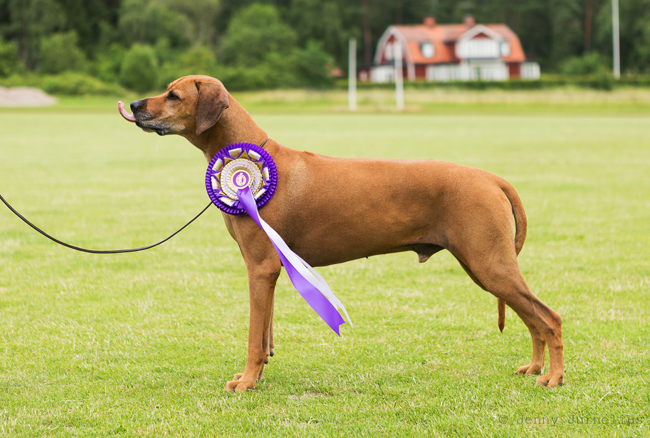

[184,93,268,162]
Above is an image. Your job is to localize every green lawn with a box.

[0,93,649,437]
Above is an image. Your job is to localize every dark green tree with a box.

[294,40,335,87]
[159,0,221,47]
[594,0,650,73]
[0,38,21,77]
[52,0,111,55]
[118,0,191,49]
[220,3,297,66]
[0,0,66,69]
[39,31,87,74]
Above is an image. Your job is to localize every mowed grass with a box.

[0,94,649,437]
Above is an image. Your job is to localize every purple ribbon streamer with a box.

[237,187,346,335]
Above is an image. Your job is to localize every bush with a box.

[218,58,300,91]
[559,53,609,76]
[39,32,88,74]
[0,73,43,88]
[119,44,158,93]
[0,39,21,78]
[40,72,124,95]
[218,65,276,91]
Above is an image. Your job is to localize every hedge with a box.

[0,72,125,96]
[336,74,650,91]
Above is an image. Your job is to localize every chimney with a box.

[424,16,436,27]
[463,14,475,27]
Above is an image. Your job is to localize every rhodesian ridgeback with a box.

[120,75,564,392]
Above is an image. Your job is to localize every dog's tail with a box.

[497,180,528,332]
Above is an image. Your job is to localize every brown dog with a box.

[122,75,564,392]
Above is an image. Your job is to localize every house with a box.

[365,15,540,82]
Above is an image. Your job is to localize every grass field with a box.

[1,91,649,437]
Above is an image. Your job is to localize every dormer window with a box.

[421,42,435,58]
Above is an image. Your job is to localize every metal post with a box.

[348,38,357,111]
[612,0,620,79]
[394,42,404,110]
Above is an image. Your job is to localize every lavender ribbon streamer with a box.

[237,187,350,335]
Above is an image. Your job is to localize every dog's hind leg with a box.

[455,256,546,376]
[465,254,563,387]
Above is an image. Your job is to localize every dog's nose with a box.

[130,100,145,113]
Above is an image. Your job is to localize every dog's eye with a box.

[167,91,180,101]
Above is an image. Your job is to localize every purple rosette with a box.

[205,142,278,215]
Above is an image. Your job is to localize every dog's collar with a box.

[260,137,269,149]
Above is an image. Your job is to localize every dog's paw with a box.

[536,373,564,388]
[224,376,255,392]
[515,363,543,376]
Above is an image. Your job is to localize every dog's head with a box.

[122,75,229,137]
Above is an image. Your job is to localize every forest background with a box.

[1,0,649,94]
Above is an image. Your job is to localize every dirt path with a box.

[0,86,57,107]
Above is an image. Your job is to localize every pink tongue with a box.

[118,101,136,122]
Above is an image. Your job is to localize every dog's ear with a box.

[195,80,229,136]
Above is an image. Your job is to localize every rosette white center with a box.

[220,158,264,200]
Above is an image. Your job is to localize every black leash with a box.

[0,137,269,255]
[0,194,212,254]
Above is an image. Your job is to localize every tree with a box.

[159,0,220,47]
[95,43,126,84]
[0,0,66,69]
[0,38,21,77]
[220,3,297,66]
[39,31,87,74]
[118,0,191,49]
[294,40,335,87]
[594,0,650,73]
[286,0,355,71]
[52,0,111,55]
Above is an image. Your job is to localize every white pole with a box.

[348,38,357,111]
[394,42,404,110]
[612,0,620,79]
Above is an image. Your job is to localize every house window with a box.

[421,42,434,58]
[500,42,510,57]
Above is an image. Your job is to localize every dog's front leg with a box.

[224,256,280,392]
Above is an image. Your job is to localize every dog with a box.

[122,75,564,392]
